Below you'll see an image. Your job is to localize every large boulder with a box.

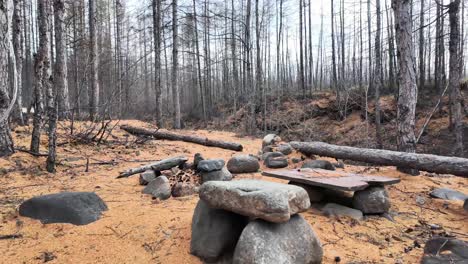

[199,180,310,223]
[322,203,364,221]
[201,168,233,183]
[352,186,390,214]
[227,155,260,174]
[190,200,248,263]
[429,188,467,201]
[264,156,288,169]
[233,214,323,264]
[277,143,293,155]
[198,159,225,172]
[301,160,335,171]
[262,134,281,148]
[261,151,284,161]
[19,192,108,225]
[142,176,171,200]
[139,170,157,185]
[421,237,468,264]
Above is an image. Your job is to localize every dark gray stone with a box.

[172,182,197,197]
[262,146,274,153]
[190,200,248,263]
[277,143,293,155]
[301,160,335,171]
[322,203,364,221]
[19,192,107,225]
[227,155,260,174]
[139,170,157,185]
[422,237,468,264]
[429,188,467,201]
[198,159,225,172]
[233,214,323,264]
[332,160,345,169]
[199,180,310,223]
[288,182,324,202]
[193,153,204,169]
[261,151,284,161]
[264,156,288,168]
[352,186,390,214]
[201,168,233,183]
[262,134,281,148]
[464,199,468,212]
[291,157,302,164]
[142,176,171,200]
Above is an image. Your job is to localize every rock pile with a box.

[198,159,232,183]
[191,180,323,263]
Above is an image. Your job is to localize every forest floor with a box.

[0,119,467,264]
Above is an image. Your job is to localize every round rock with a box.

[191,200,248,262]
[19,192,108,225]
[139,170,157,185]
[227,155,260,174]
[197,159,225,172]
[142,176,171,200]
[199,180,310,223]
[352,186,390,214]
[322,203,364,221]
[201,167,233,183]
[264,156,288,169]
[430,188,467,201]
[172,182,197,197]
[262,134,281,148]
[302,160,335,171]
[261,151,284,161]
[277,143,293,155]
[233,214,323,264]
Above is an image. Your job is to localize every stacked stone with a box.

[197,159,232,183]
[260,134,292,169]
[190,180,323,264]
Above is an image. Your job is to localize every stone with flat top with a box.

[262,168,400,192]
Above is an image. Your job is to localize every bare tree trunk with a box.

[375,0,383,148]
[152,0,163,127]
[393,0,419,175]
[12,0,25,125]
[0,0,15,156]
[255,0,262,126]
[418,0,425,89]
[88,0,99,121]
[192,0,206,124]
[299,0,305,97]
[30,0,51,153]
[172,0,181,129]
[331,0,338,94]
[53,0,69,119]
[448,0,464,156]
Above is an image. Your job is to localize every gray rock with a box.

[198,159,225,172]
[291,157,302,164]
[142,176,171,200]
[172,182,197,197]
[288,182,324,202]
[332,160,345,169]
[264,156,288,169]
[422,237,468,264]
[262,134,281,148]
[227,155,260,174]
[429,188,467,201]
[233,214,323,264]
[277,143,293,155]
[352,186,390,214]
[201,168,233,183]
[139,170,157,185]
[261,151,285,161]
[19,192,107,225]
[199,180,310,223]
[322,203,364,221]
[464,199,468,212]
[415,195,426,205]
[262,146,274,153]
[193,153,204,169]
[302,160,335,171]
[191,200,248,263]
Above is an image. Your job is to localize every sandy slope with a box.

[0,120,467,264]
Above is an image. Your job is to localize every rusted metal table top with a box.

[262,168,400,191]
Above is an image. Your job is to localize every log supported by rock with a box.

[290,141,468,177]
[121,125,243,151]
[117,156,188,178]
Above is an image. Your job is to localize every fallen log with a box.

[117,156,188,178]
[120,125,243,151]
[290,141,468,177]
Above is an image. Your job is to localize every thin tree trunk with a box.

[53,0,69,119]
[152,0,163,127]
[88,0,99,121]
[375,0,383,148]
[172,0,181,129]
[12,0,25,125]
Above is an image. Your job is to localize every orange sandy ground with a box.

[0,120,467,264]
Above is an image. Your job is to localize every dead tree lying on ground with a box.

[290,141,468,177]
[121,125,243,151]
[117,156,188,178]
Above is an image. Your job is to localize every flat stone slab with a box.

[199,180,310,223]
[262,168,400,191]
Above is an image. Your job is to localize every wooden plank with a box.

[262,169,400,191]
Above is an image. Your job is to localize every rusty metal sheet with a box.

[262,168,400,191]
